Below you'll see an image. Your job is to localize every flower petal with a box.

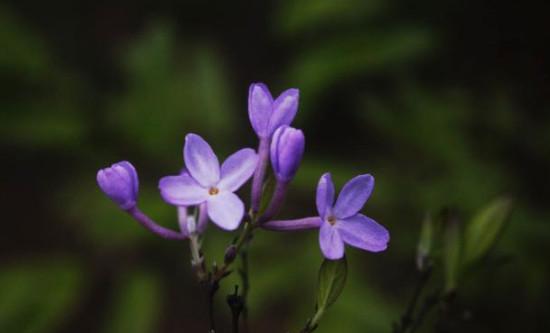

[218,148,258,192]
[337,214,389,252]
[248,83,273,138]
[159,174,208,206]
[333,174,374,219]
[206,191,244,230]
[263,217,322,231]
[268,88,299,136]
[184,133,220,187]
[117,161,139,199]
[316,172,335,218]
[319,221,345,260]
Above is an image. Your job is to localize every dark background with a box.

[1,0,549,332]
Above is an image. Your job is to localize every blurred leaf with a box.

[0,259,85,333]
[102,271,163,333]
[57,177,176,248]
[0,5,51,78]
[320,263,398,333]
[110,22,236,161]
[443,214,462,292]
[286,29,433,111]
[464,197,513,265]
[416,213,433,271]
[274,0,385,36]
[0,108,86,148]
[316,256,348,311]
[0,5,88,150]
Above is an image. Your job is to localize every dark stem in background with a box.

[239,238,251,333]
[409,290,442,333]
[207,281,219,333]
[394,265,433,333]
[204,220,257,332]
[227,285,245,333]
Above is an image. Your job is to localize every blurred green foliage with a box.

[1,0,549,332]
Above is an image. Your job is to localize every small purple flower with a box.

[97,161,138,210]
[271,126,305,183]
[159,134,258,230]
[263,173,389,260]
[248,83,299,139]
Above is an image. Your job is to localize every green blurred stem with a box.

[299,308,323,333]
[394,265,433,333]
[409,290,442,333]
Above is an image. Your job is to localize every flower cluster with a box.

[96,83,389,259]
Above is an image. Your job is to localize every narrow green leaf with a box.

[316,257,348,311]
[416,213,433,271]
[443,214,461,292]
[464,197,513,265]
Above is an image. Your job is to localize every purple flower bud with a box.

[270,126,305,183]
[97,161,138,210]
[248,83,299,139]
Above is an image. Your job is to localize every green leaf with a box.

[416,213,433,271]
[316,256,348,311]
[102,271,163,333]
[0,259,85,333]
[274,0,386,36]
[464,197,513,265]
[442,214,462,292]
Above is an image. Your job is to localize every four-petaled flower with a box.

[264,173,389,259]
[248,83,299,139]
[159,134,258,230]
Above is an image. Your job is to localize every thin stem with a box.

[257,181,288,223]
[409,290,441,333]
[299,309,323,333]
[189,234,207,281]
[207,281,219,333]
[250,138,270,214]
[212,221,256,282]
[127,207,186,240]
[239,241,251,333]
[227,285,243,333]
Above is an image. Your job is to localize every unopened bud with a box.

[224,245,237,264]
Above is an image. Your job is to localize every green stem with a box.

[189,234,207,282]
[212,221,256,282]
[299,308,324,333]
[394,266,433,333]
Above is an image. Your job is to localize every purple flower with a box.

[263,173,389,260]
[248,83,299,139]
[97,161,138,210]
[271,126,305,183]
[159,134,258,230]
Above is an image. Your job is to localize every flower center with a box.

[209,187,220,195]
[327,215,337,226]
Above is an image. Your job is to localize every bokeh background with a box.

[1,0,549,332]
